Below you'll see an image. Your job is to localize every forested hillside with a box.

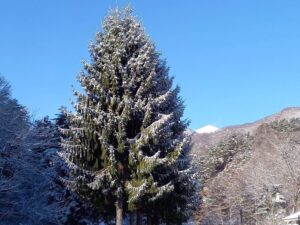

[192,109,300,225]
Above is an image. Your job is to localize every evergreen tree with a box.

[0,76,29,149]
[55,107,69,129]
[30,116,60,151]
[61,7,197,224]
[149,144,199,225]
[0,79,90,225]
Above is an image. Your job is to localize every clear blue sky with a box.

[1,0,300,130]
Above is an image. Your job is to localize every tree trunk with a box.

[136,209,142,225]
[147,212,152,225]
[152,215,159,225]
[293,188,300,213]
[129,211,135,225]
[116,198,123,225]
[240,209,243,225]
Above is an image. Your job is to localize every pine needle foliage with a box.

[61,7,197,224]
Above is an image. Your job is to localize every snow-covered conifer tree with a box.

[0,76,29,149]
[61,7,197,225]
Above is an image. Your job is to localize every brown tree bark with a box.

[136,209,142,225]
[147,212,152,225]
[129,211,135,225]
[152,214,159,225]
[115,198,123,225]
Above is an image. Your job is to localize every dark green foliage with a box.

[61,7,198,224]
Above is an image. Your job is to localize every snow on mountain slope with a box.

[196,125,219,134]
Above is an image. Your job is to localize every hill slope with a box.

[192,107,300,225]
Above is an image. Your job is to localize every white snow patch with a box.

[196,125,219,134]
[283,211,300,222]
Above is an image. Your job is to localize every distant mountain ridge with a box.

[222,107,300,134]
[191,107,300,155]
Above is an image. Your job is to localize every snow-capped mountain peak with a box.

[196,125,219,134]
